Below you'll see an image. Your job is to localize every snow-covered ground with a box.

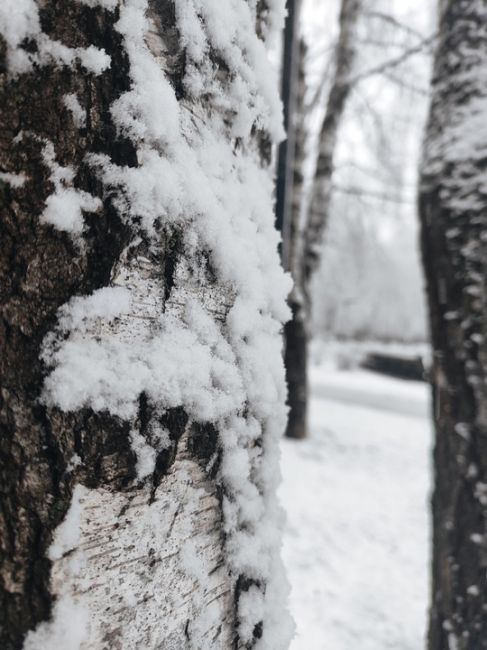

[280,361,432,650]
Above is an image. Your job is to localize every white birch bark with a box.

[0,1,292,649]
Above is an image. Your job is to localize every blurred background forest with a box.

[290,0,432,344]
[278,2,436,648]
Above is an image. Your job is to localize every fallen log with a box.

[360,352,427,382]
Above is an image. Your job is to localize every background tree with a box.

[284,0,362,438]
[311,5,433,346]
[284,36,309,440]
[282,0,433,438]
[0,1,292,648]
[419,1,487,648]
[275,0,301,259]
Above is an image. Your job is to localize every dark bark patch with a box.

[234,575,264,649]
[148,0,187,99]
[162,228,183,303]
[188,422,219,468]
[0,2,139,646]
[151,407,189,495]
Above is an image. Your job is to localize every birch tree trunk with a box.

[285,0,361,439]
[302,0,361,297]
[0,2,292,649]
[419,2,487,648]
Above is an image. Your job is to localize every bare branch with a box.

[364,10,428,41]
[332,183,415,204]
[351,33,437,85]
[382,69,431,96]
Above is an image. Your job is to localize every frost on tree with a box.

[0,1,293,649]
[420,1,487,648]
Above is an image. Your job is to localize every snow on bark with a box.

[0,0,110,75]
[39,142,102,235]
[1,1,292,648]
[420,1,487,648]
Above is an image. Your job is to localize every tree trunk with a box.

[0,2,292,649]
[284,302,308,440]
[419,2,487,648]
[275,0,301,265]
[285,0,361,439]
[302,0,361,292]
[284,37,308,439]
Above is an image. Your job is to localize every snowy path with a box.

[280,365,432,650]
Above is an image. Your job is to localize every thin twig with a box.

[350,33,437,85]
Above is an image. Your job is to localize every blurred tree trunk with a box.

[0,2,288,649]
[303,0,362,292]
[285,0,361,439]
[285,38,309,439]
[419,1,487,648]
[276,0,301,261]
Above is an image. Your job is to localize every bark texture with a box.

[0,2,289,649]
[0,4,136,647]
[419,2,487,648]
